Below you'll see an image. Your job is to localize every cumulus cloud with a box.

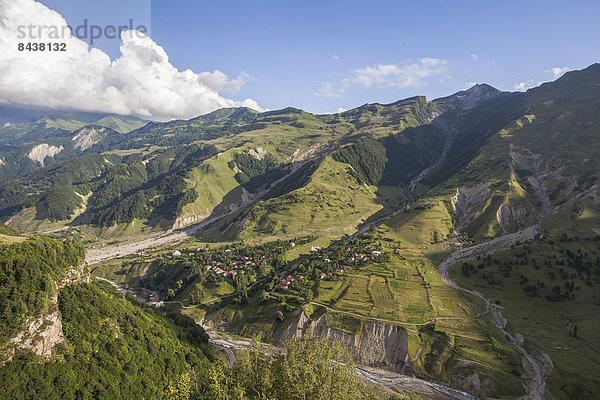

[471,54,479,61]
[549,66,570,79]
[466,81,477,88]
[0,0,262,120]
[514,80,534,91]
[322,107,347,115]
[315,58,447,98]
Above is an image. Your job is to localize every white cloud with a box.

[0,0,262,120]
[549,66,570,80]
[471,54,479,61]
[321,107,347,115]
[332,54,340,61]
[466,81,477,88]
[315,58,447,98]
[315,81,346,98]
[514,79,535,91]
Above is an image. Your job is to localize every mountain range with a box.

[1,63,600,399]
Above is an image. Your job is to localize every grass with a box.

[381,197,454,248]
[449,200,600,398]
[240,156,386,249]
[89,258,149,283]
[179,151,241,222]
[0,233,26,244]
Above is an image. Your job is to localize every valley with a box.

[2,64,600,399]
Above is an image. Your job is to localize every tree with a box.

[184,337,369,400]
[271,338,366,400]
[276,311,284,322]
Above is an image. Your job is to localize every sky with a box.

[1,0,600,120]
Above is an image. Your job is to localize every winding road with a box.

[437,225,547,400]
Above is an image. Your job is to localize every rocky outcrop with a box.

[512,203,527,224]
[450,371,497,397]
[449,84,500,112]
[248,147,266,160]
[496,204,511,234]
[72,126,107,151]
[27,143,63,165]
[2,264,89,364]
[291,143,327,162]
[57,265,90,289]
[172,214,209,229]
[0,158,5,166]
[451,183,491,230]
[7,299,65,361]
[276,311,411,374]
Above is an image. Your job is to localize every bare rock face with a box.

[278,311,411,373]
[248,147,266,160]
[172,214,208,229]
[8,304,65,360]
[72,126,107,151]
[27,143,63,165]
[450,371,497,396]
[512,203,527,224]
[2,264,89,364]
[496,204,511,234]
[451,183,491,230]
[291,143,327,162]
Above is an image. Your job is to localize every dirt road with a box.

[437,224,547,400]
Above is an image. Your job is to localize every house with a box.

[172,250,181,257]
[275,284,289,291]
[225,249,232,253]
[318,273,327,280]
[290,242,296,247]
[371,251,381,256]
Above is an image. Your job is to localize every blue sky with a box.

[17,0,600,116]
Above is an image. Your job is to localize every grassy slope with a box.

[178,151,241,223]
[450,198,600,398]
[367,201,525,396]
[428,66,600,398]
[240,157,385,251]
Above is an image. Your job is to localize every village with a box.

[169,247,266,278]
[276,245,385,292]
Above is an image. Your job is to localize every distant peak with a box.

[433,83,501,111]
[465,83,500,94]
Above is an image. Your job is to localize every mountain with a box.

[1,63,600,398]
[0,112,149,183]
